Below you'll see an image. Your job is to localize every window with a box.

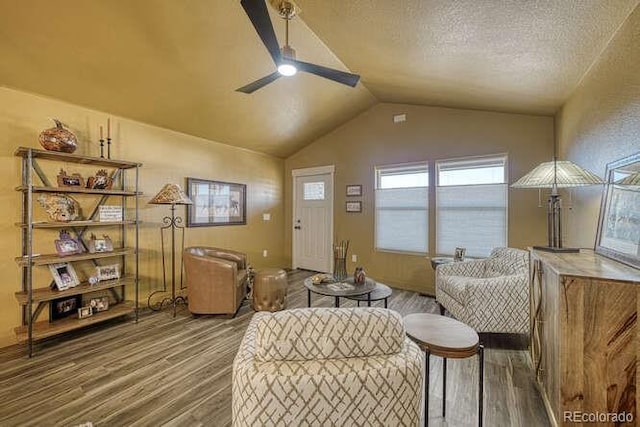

[436,155,507,257]
[375,163,429,253]
[303,182,325,200]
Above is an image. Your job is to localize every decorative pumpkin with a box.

[37,194,81,222]
[39,119,78,153]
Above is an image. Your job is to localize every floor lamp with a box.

[512,158,603,252]
[148,183,193,316]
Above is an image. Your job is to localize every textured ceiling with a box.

[0,0,375,158]
[0,1,638,157]
[295,0,639,115]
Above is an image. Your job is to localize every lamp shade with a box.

[149,183,193,205]
[511,160,603,189]
[616,172,640,186]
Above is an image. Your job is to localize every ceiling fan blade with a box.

[236,71,282,93]
[240,0,281,65]
[292,60,360,87]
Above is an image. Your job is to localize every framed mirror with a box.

[595,152,640,269]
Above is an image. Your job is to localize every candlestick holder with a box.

[99,138,105,158]
[107,137,111,159]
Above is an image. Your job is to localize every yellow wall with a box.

[285,103,554,294]
[556,6,640,248]
[0,87,285,347]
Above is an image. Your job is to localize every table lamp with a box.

[512,158,603,252]
[148,183,193,316]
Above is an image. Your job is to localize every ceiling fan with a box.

[237,0,361,93]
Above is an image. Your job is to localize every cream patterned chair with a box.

[232,307,423,426]
[435,247,529,334]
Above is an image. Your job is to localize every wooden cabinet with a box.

[14,147,141,356]
[530,249,639,426]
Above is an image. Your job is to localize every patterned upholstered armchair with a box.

[435,247,529,334]
[232,307,423,426]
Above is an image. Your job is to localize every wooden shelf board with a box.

[15,186,139,196]
[16,220,139,228]
[14,301,135,342]
[14,147,140,169]
[16,247,134,266]
[15,276,135,304]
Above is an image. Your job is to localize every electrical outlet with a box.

[262,213,271,221]
[263,249,268,257]
[352,254,357,263]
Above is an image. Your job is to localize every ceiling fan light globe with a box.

[278,63,297,76]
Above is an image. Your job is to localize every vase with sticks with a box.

[333,240,349,280]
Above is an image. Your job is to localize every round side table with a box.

[429,257,454,270]
[404,313,484,427]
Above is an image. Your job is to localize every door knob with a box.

[294,226,301,230]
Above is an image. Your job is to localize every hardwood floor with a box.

[0,270,550,426]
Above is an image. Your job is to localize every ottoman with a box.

[252,268,287,312]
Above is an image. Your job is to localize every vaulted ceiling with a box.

[0,0,637,157]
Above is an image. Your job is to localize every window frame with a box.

[435,153,509,257]
[374,161,429,255]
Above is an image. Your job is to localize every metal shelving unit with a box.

[14,147,141,356]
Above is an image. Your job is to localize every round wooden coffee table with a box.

[404,313,484,427]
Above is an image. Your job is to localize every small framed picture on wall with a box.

[346,201,362,213]
[346,185,362,197]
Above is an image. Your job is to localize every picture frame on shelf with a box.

[98,205,123,222]
[54,230,84,257]
[89,297,109,313]
[49,262,80,291]
[96,264,120,281]
[346,184,362,197]
[78,306,93,319]
[88,233,113,253]
[56,169,84,187]
[186,177,247,227]
[86,169,113,190]
[50,295,82,321]
[454,247,466,262]
[346,201,362,213]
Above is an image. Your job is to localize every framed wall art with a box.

[595,152,640,269]
[346,201,362,213]
[50,295,82,321]
[186,177,247,227]
[49,262,80,291]
[346,184,362,197]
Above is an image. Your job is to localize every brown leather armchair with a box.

[183,247,248,316]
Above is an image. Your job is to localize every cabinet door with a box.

[530,258,543,378]
[560,276,637,421]
[540,265,560,423]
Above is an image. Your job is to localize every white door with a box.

[292,166,334,272]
